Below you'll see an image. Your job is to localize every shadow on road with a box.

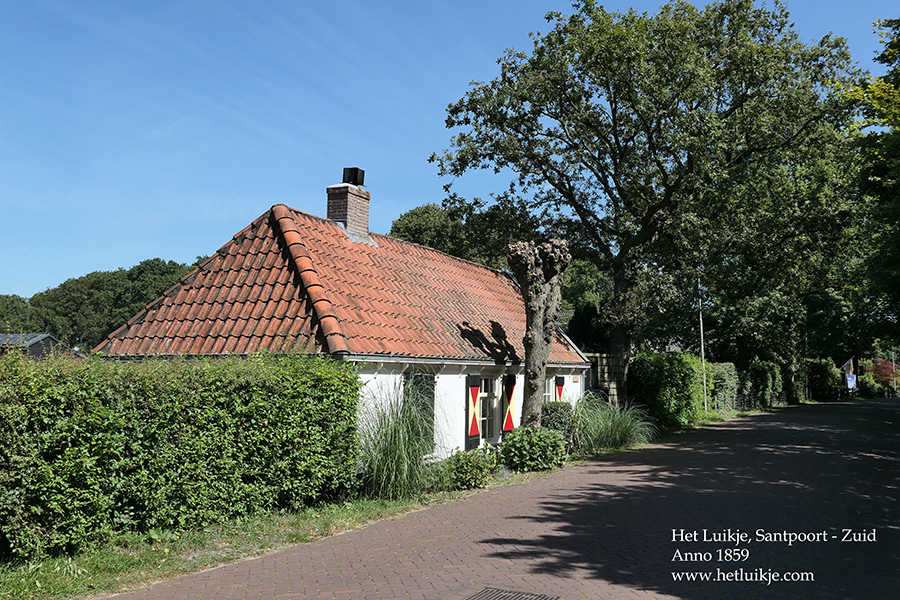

[481,398,900,599]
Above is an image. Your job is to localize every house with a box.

[0,333,80,358]
[93,170,589,457]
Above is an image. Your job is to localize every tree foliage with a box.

[845,18,900,328]
[433,0,861,394]
[14,258,196,350]
[389,196,543,269]
[0,295,29,333]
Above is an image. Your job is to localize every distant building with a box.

[0,333,80,358]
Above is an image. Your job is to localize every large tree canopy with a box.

[847,18,900,329]
[22,258,197,350]
[433,0,860,396]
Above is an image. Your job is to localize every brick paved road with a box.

[105,398,900,600]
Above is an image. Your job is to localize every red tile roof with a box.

[94,205,587,366]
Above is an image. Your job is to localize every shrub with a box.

[866,359,898,393]
[443,447,496,490]
[571,392,655,456]
[628,351,706,430]
[806,358,842,402]
[540,401,573,439]
[710,362,739,410]
[747,360,783,408]
[499,427,566,472]
[358,384,434,500]
[858,359,886,397]
[0,352,361,560]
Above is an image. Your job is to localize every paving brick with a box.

[103,399,900,600]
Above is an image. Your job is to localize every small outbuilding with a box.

[0,333,79,358]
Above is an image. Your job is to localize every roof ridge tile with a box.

[270,204,349,356]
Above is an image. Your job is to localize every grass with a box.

[570,392,657,456]
[0,470,548,600]
[0,498,427,600]
[358,383,442,499]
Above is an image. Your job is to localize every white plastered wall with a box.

[353,360,589,460]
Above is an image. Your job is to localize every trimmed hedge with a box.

[710,362,738,410]
[499,427,566,472]
[628,351,708,430]
[747,360,783,408]
[540,401,573,439]
[806,358,842,401]
[0,353,361,560]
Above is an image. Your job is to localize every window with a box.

[480,377,498,440]
[403,372,435,450]
[542,378,554,403]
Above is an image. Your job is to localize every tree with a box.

[433,0,860,398]
[27,258,194,350]
[846,18,900,331]
[389,196,544,269]
[0,295,29,333]
[506,240,571,427]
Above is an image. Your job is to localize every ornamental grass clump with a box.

[358,386,434,500]
[571,391,655,456]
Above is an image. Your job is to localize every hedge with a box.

[499,427,566,472]
[0,352,361,560]
[628,351,709,430]
[747,360,783,408]
[806,358,842,401]
[710,362,739,410]
[540,401,573,439]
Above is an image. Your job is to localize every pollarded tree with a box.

[507,240,571,427]
[432,0,860,399]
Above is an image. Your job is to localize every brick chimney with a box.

[327,168,370,240]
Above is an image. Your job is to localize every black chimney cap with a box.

[342,167,365,186]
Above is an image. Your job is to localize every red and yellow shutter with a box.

[465,375,481,450]
[502,374,516,432]
[555,376,565,402]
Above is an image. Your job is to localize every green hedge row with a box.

[710,362,739,409]
[0,353,360,560]
[805,358,843,401]
[628,351,711,429]
[745,359,783,407]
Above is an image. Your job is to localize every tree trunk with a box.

[507,240,571,428]
[608,322,632,404]
[605,265,634,403]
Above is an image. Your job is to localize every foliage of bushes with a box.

[0,353,360,560]
[746,360,783,408]
[443,448,497,490]
[806,358,842,401]
[499,427,566,472]
[540,401,573,439]
[864,358,898,395]
[710,362,739,410]
[628,351,708,429]
[858,359,887,397]
[571,392,655,456]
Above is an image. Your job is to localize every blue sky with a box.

[1,0,895,298]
